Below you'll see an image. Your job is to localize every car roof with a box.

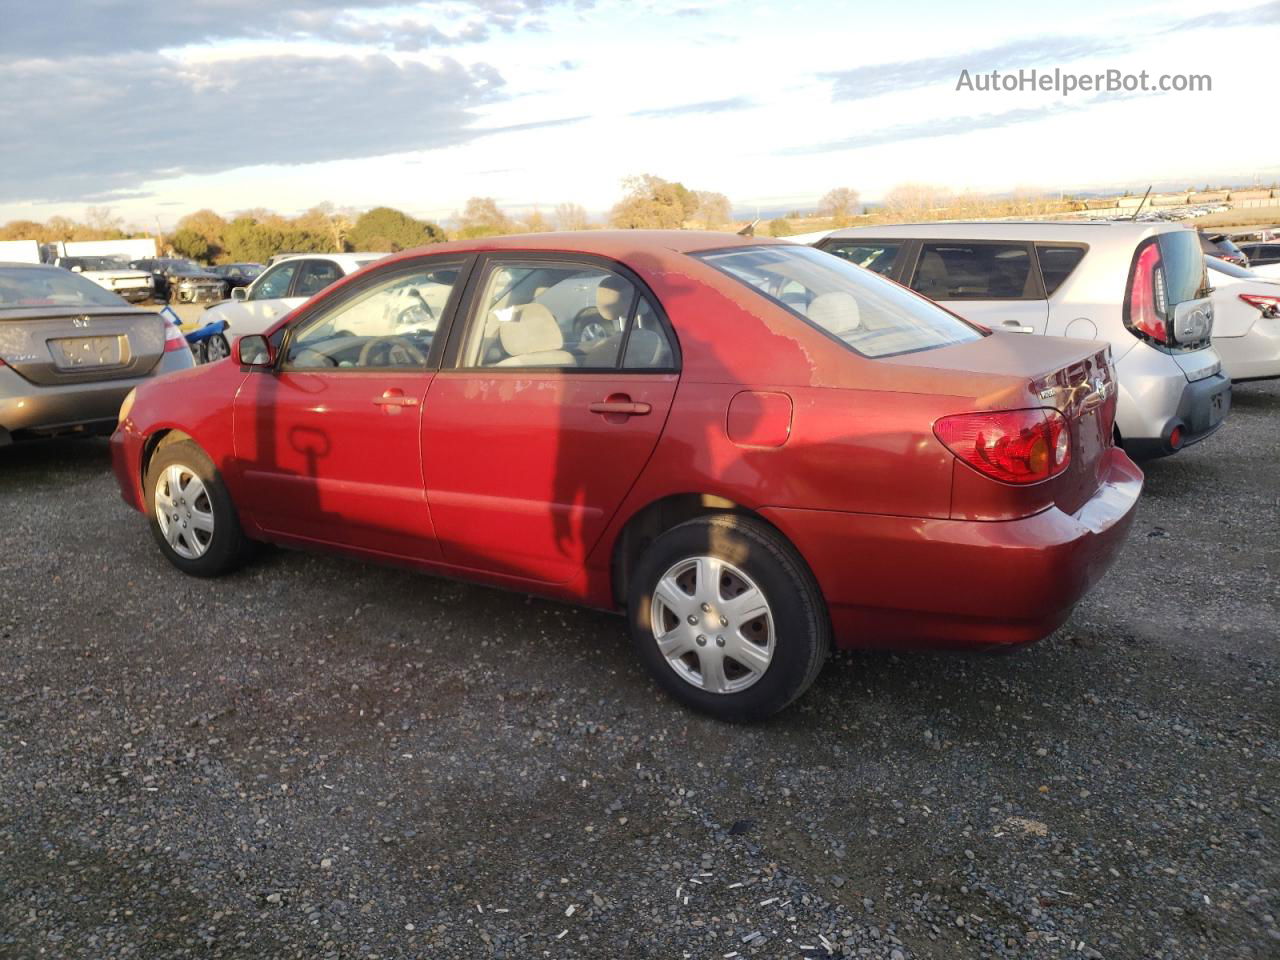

[376,230,779,268]
[273,252,389,267]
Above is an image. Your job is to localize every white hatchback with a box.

[811,221,1230,459]
[204,253,387,336]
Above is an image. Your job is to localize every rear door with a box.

[906,239,1049,335]
[421,254,679,584]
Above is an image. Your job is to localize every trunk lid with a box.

[0,305,167,386]
[885,333,1117,517]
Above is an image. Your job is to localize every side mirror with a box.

[231,286,248,301]
[234,334,273,368]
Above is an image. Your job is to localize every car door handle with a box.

[1001,320,1035,334]
[373,393,418,407]
[589,399,651,417]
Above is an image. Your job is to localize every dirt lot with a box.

[0,383,1277,959]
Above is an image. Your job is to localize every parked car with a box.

[53,255,153,304]
[1199,232,1250,268]
[1204,257,1280,382]
[209,262,263,291]
[111,232,1141,719]
[0,262,194,444]
[203,253,386,336]
[130,258,226,304]
[812,222,1230,459]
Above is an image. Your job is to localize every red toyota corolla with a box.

[112,232,1142,719]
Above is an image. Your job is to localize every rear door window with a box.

[910,242,1036,300]
[820,240,902,276]
[1035,245,1087,296]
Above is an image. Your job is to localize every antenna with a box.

[1128,185,1152,221]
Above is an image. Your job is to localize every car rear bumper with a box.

[1213,322,1280,383]
[1114,343,1230,459]
[0,349,193,443]
[761,447,1143,651]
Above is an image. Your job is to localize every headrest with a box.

[806,291,861,334]
[624,328,668,367]
[596,275,632,323]
[498,303,563,356]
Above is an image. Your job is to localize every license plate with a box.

[51,335,122,368]
[1209,389,1226,426]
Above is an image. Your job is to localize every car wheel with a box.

[627,514,830,720]
[205,334,230,362]
[145,440,248,577]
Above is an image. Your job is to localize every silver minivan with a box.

[810,222,1229,458]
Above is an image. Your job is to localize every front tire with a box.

[627,515,830,720]
[145,440,248,577]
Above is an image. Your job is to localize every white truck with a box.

[0,240,42,264]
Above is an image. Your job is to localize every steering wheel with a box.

[357,335,427,367]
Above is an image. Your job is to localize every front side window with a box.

[695,244,981,359]
[910,242,1034,300]
[284,263,462,369]
[295,260,344,297]
[461,260,672,369]
[821,240,902,276]
[251,261,298,301]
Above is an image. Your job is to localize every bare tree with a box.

[693,191,732,229]
[523,208,552,232]
[457,197,513,238]
[554,202,590,231]
[881,183,951,221]
[818,187,860,225]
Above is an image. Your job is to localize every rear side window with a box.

[1035,245,1087,296]
[820,240,901,276]
[696,245,981,359]
[910,242,1035,300]
[1157,230,1210,305]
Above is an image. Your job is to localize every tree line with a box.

[3,178,1092,265]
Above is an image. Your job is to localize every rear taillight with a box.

[1240,293,1280,317]
[934,408,1071,486]
[163,319,187,353]
[1125,239,1168,344]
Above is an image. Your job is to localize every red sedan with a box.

[111,231,1142,719]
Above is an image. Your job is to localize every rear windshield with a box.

[0,267,125,309]
[695,245,983,358]
[1158,230,1210,305]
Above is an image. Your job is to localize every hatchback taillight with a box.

[1124,239,1168,345]
[934,409,1071,486]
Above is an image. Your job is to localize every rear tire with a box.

[145,440,248,577]
[626,514,830,721]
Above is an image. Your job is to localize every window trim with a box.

[908,239,1046,302]
[275,255,476,374]
[440,251,681,375]
[1032,241,1089,298]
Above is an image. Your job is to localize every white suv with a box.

[812,222,1230,458]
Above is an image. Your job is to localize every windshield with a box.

[0,266,127,309]
[167,260,204,275]
[694,244,983,358]
[64,256,125,271]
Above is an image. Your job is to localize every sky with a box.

[1,0,1277,229]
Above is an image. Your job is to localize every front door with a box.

[232,258,469,560]
[422,255,680,584]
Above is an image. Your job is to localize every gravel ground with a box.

[1,382,1277,960]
